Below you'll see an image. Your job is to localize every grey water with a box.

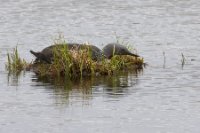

[1,0,200,132]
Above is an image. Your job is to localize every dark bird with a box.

[102,43,139,59]
[30,43,104,63]
[30,43,139,64]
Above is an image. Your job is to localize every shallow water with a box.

[1,0,200,132]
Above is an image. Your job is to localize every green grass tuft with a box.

[6,47,27,74]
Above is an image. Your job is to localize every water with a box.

[1,0,200,132]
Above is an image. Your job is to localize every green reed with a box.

[6,47,27,73]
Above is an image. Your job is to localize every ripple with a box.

[1,0,200,132]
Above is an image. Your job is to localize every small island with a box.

[6,41,144,79]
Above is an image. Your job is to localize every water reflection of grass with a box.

[34,69,141,89]
[32,70,141,105]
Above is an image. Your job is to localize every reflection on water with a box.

[6,69,142,107]
[30,69,142,103]
[7,71,25,86]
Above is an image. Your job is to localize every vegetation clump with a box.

[6,47,28,74]
[6,43,144,79]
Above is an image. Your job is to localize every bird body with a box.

[30,43,139,64]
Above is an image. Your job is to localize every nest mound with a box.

[6,45,144,79]
[29,48,144,78]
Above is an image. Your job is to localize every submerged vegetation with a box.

[6,41,144,79]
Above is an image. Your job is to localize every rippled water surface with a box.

[1,0,200,133]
